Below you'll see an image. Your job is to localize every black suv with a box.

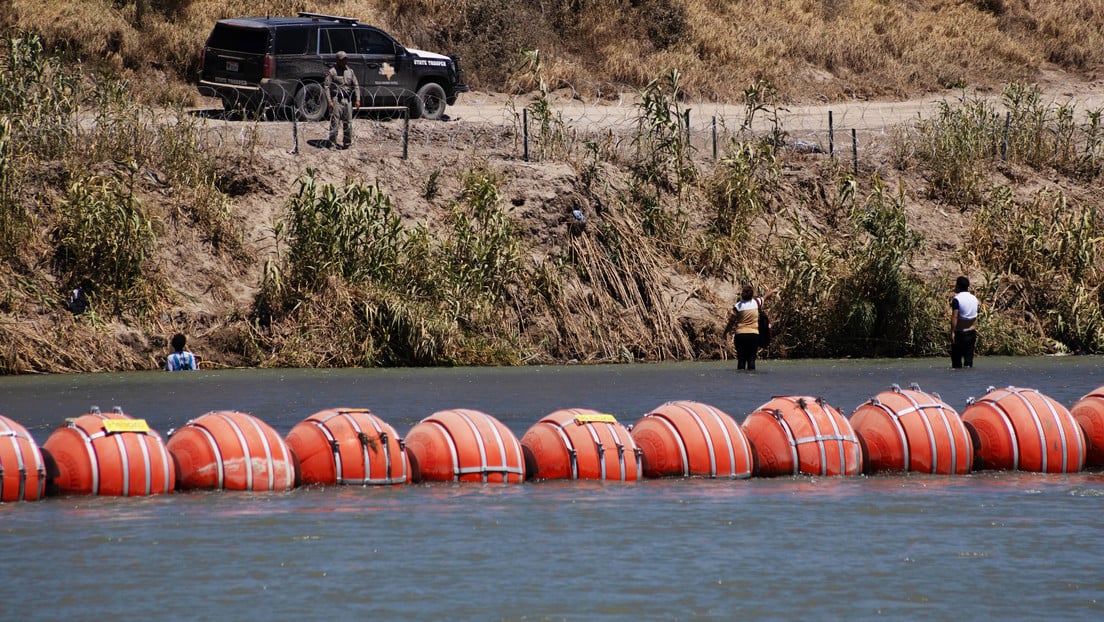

[198,12,468,120]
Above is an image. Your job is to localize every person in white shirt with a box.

[167,333,198,371]
[950,276,979,368]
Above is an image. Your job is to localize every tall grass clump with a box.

[774,176,942,357]
[0,34,79,160]
[0,117,30,258]
[51,173,161,315]
[906,83,1104,207]
[909,95,1004,207]
[441,165,522,301]
[254,170,445,366]
[253,166,527,367]
[966,186,1104,353]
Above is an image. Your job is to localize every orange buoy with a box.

[742,396,862,477]
[166,410,295,491]
[1,415,46,502]
[42,407,175,496]
[630,401,753,479]
[962,386,1085,473]
[520,409,641,481]
[1070,385,1104,468]
[404,409,525,483]
[850,384,973,474]
[285,408,411,485]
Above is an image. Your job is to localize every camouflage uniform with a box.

[324,60,360,147]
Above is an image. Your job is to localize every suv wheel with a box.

[414,83,447,121]
[295,82,327,122]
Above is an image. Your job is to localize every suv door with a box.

[319,27,363,103]
[355,27,417,110]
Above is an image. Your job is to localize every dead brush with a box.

[530,201,695,362]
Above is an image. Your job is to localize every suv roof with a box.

[222,12,361,28]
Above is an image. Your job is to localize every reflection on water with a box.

[2,357,1104,620]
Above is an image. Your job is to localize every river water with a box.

[2,357,1103,620]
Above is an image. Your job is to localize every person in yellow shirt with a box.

[723,285,777,371]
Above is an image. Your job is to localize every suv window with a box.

[356,29,397,55]
[274,28,312,55]
[320,28,356,54]
[208,26,268,53]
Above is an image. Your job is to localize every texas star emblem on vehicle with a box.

[379,62,396,80]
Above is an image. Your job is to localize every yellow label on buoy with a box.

[574,413,617,424]
[102,419,151,434]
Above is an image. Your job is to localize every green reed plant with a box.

[633,69,696,197]
[253,169,523,367]
[835,177,941,356]
[441,165,522,300]
[740,79,788,148]
[705,138,781,239]
[512,50,569,161]
[907,83,1104,207]
[278,169,411,292]
[911,96,1003,207]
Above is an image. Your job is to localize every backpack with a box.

[757,306,772,348]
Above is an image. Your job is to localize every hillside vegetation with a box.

[1,1,1104,373]
[4,0,1104,104]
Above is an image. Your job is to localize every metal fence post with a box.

[712,116,718,161]
[851,128,858,177]
[402,108,409,160]
[522,108,530,162]
[828,110,834,158]
[684,109,691,145]
[1002,110,1011,161]
[290,112,299,155]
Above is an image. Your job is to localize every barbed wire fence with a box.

[194,84,952,176]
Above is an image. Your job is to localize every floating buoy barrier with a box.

[404,409,525,483]
[630,401,753,479]
[742,396,862,477]
[42,407,174,497]
[961,386,1085,473]
[166,410,295,491]
[1,414,46,502]
[1070,385,1104,468]
[850,384,973,475]
[285,408,410,486]
[520,409,641,481]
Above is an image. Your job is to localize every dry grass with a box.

[5,1,1102,103]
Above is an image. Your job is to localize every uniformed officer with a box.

[324,50,360,148]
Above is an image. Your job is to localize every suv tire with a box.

[414,82,447,121]
[295,82,327,122]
